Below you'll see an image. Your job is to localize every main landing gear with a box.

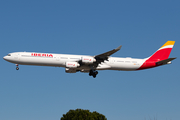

[16,64,19,70]
[89,70,98,78]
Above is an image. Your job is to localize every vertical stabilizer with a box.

[138,41,175,70]
[147,41,175,61]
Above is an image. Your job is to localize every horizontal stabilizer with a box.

[156,57,176,66]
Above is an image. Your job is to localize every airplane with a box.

[3,41,176,78]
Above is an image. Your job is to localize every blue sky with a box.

[0,0,180,120]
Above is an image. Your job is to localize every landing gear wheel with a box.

[15,64,19,70]
[89,70,93,76]
[89,70,98,78]
[93,74,96,78]
[16,67,19,70]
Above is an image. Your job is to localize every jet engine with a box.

[66,62,80,68]
[81,57,96,64]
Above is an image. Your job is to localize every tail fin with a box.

[147,41,175,61]
[138,41,175,70]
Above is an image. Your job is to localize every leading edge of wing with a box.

[95,45,122,60]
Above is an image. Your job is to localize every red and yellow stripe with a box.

[138,41,175,70]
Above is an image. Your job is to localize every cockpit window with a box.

[7,54,11,56]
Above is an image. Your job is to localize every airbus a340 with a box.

[3,41,176,78]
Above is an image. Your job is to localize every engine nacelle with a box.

[66,62,80,68]
[82,57,96,64]
[65,68,77,73]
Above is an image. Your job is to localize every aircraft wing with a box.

[94,45,122,64]
[156,57,176,66]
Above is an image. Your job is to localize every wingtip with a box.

[116,45,122,50]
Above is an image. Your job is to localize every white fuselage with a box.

[3,52,145,71]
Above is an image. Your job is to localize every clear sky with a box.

[0,0,180,120]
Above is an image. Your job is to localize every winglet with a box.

[115,45,122,51]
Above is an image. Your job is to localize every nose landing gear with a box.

[89,70,98,78]
[16,64,19,70]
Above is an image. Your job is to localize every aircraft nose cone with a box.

[3,56,6,60]
[3,56,8,61]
